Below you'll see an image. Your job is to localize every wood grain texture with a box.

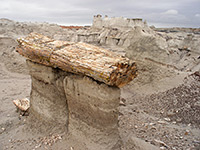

[16,32,137,87]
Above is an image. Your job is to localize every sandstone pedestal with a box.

[64,75,121,150]
[17,33,137,149]
[27,60,121,150]
[27,60,69,132]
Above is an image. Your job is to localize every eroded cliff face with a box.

[53,20,200,72]
[61,26,199,72]
[1,17,199,75]
[26,60,121,150]
[92,14,147,30]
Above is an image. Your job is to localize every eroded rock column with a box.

[17,33,137,150]
[27,60,122,149]
[27,60,68,132]
[64,74,121,150]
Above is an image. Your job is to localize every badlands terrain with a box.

[0,16,200,150]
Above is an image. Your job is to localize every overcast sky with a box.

[0,0,200,27]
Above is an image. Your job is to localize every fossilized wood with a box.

[13,98,30,111]
[16,32,137,87]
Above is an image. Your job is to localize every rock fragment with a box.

[13,98,30,112]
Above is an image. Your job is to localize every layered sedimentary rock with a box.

[27,60,68,129]
[2,16,199,75]
[17,33,128,149]
[64,74,121,150]
[26,60,121,150]
[54,16,200,72]
[92,14,147,30]
[17,32,137,87]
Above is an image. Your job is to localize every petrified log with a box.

[13,98,30,112]
[16,32,137,87]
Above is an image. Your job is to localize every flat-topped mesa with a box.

[16,32,137,87]
[93,14,148,30]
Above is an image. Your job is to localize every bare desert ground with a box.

[0,18,199,150]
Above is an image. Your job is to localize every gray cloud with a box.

[0,0,199,27]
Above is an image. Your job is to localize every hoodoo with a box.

[16,32,138,150]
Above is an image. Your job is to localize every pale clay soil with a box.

[0,54,200,150]
[0,19,200,150]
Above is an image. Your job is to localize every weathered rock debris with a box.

[16,32,137,87]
